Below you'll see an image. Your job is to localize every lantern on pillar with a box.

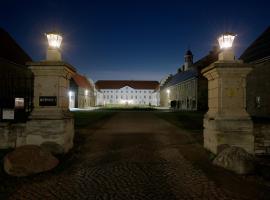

[217,32,236,61]
[45,32,63,61]
[46,32,63,49]
[218,32,236,49]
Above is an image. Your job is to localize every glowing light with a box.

[166,89,170,94]
[218,32,236,49]
[69,91,74,96]
[46,32,63,48]
[120,99,134,104]
[85,90,89,96]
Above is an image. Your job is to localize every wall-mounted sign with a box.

[15,98,24,109]
[39,96,57,106]
[2,109,15,120]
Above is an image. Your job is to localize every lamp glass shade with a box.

[46,33,63,48]
[218,33,236,49]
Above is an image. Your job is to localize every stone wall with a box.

[0,123,26,149]
[246,60,270,118]
[254,119,270,155]
[0,118,73,154]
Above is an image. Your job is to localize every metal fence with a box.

[0,59,33,122]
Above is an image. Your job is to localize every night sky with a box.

[1,0,270,81]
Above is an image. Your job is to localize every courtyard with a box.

[1,109,269,199]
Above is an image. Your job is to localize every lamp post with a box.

[201,32,254,155]
[46,32,63,61]
[217,32,236,61]
[26,31,76,153]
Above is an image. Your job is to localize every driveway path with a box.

[9,111,268,200]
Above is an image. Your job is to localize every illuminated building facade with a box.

[95,80,159,106]
[69,74,95,109]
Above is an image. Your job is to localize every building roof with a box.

[161,47,219,89]
[240,26,270,63]
[161,69,198,89]
[72,74,93,89]
[192,47,219,71]
[0,28,32,65]
[95,80,159,90]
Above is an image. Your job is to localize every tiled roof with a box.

[0,28,32,65]
[240,26,270,63]
[95,80,159,90]
[192,48,219,71]
[72,74,93,89]
[161,47,219,89]
[161,69,198,89]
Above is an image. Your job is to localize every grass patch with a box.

[155,111,205,132]
[73,110,116,128]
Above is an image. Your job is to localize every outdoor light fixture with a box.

[218,32,236,49]
[69,91,73,96]
[217,32,237,61]
[85,90,89,96]
[46,32,63,61]
[166,89,170,94]
[46,32,63,49]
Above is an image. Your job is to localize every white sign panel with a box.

[2,109,15,120]
[15,98,24,108]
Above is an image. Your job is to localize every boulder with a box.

[41,141,65,155]
[4,145,59,177]
[213,146,254,174]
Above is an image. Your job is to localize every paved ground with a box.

[8,112,270,199]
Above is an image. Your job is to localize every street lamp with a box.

[46,32,63,49]
[218,32,236,61]
[218,32,236,49]
[46,32,63,61]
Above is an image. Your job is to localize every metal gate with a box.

[0,59,33,122]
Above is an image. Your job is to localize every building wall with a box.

[76,87,95,108]
[160,88,168,107]
[96,86,159,106]
[197,76,208,111]
[246,60,270,117]
[160,78,198,110]
[69,79,95,109]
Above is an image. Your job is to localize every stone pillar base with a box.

[203,116,254,154]
[25,110,74,153]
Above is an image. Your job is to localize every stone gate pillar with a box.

[25,33,76,153]
[202,48,254,154]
